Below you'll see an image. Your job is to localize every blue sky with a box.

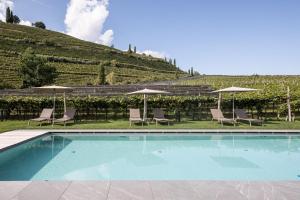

[10,0,300,74]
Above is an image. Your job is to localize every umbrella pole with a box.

[63,92,66,113]
[287,86,292,122]
[217,92,222,110]
[52,93,56,126]
[232,93,235,120]
[143,94,147,121]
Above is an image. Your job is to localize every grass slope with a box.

[0,22,184,88]
[1,120,300,133]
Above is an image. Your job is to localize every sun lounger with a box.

[54,108,76,126]
[235,109,263,126]
[210,109,236,126]
[129,109,144,126]
[28,108,53,126]
[153,108,170,126]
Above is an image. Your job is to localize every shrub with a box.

[34,21,46,29]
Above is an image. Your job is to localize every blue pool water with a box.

[0,133,299,181]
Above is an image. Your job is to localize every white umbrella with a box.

[33,85,73,124]
[127,88,170,121]
[212,87,260,119]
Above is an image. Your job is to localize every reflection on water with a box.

[0,134,299,180]
[0,136,72,180]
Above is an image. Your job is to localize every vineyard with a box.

[176,75,300,99]
[0,22,184,88]
[0,93,299,121]
[172,75,300,117]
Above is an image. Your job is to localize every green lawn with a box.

[1,120,300,133]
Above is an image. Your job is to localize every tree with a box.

[134,46,137,53]
[13,15,20,24]
[98,64,106,85]
[38,65,58,86]
[194,71,200,76]
[6,7,13,23]
[173,59,176,67]
[191,67,194,76]
[19,48,57,88]
[169,58,173,65]
[106,72,116,85]
[5,7,20,24]
[175,71,179,79]
[128,44,132,53]
[34,21,46,29]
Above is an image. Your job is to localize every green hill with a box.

[0,22,184,88]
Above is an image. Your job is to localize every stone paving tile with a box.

[189,181,300,200]
[0,133,43,137]
[0,181,31,200]
[271,181,300,200]
[0,130,48,151]
[224,181,300,200]
[1,181,300,200]
[149,181,200,200]
[0,130,48,136]
[10,181,71,200]
[59,181,109,200]
[107,181,153,200]
[236,181,278,200]
[0,136,35,142]
[243,181,282,200]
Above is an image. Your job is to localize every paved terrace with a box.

[1,180,300,200]
[0,130,300,200]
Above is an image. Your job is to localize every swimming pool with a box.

[0,133,299,181]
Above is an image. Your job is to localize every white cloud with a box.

[137,50,168,59]
[0,0,14,21]
[20,20,32,26]
[98,29,113,46]
[64,0,114,46]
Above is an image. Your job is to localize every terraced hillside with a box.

[0,22,184,88]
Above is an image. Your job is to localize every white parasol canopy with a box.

[127,88,170,121]
[127,88,170,95]
[212,86,260,119]
[34,85,73,92]
[212,87,259,93]
[33,85,73,125]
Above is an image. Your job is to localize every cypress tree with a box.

[5,7,10,23]
[191,67,194,76]
[98,64,106,85]
[6,7,13,23]
[10,11,13,22]
[128,44,132,53]
[175,71,179,79]
[174,59,176,67]
[134,46,136,53]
